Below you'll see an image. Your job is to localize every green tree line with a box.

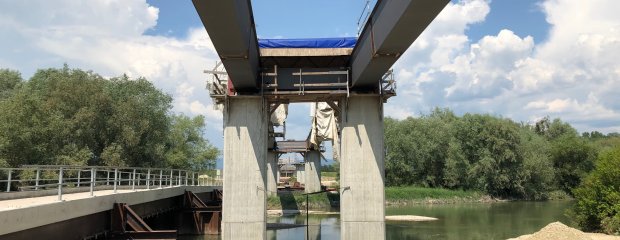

[385,108,620,200]
[0,66,218,170]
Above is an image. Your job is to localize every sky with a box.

[1,0,619,158]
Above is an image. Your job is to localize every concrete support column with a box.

[340,96,385,240]
[304,150,322,193]
[222,97,268,240]
[296,165,305,185]
[267,137,278,196]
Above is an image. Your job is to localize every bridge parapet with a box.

[0,165,222,201]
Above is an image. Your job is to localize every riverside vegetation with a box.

[384,108,620,234]
[0,66,218,171]
[266,186,484,211]
[1,67,618,234]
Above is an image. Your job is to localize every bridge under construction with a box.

[192,0,450,239]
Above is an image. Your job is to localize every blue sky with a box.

[466,0,549,42]
[146,0,549,41]
[1,0,620,164]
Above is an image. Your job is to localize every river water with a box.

[185,201,574,240]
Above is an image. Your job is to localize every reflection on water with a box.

[181,201,573,240]
[385,201,573,240]
[267,214,340,240]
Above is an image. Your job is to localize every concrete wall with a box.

[222,97,268,240]
[304,150,322,193]
[340,96,385,240]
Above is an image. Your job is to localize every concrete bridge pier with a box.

[340,95,385,240]
[267,136,278,196]
[222,97,268,240]
[304,150,322,193]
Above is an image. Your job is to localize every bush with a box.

[288,176,297,185]
[571,146,620,234]
[602,214,620,235]
[547,190,572,201]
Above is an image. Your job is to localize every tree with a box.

[535,117,578,140]
[101,75,172,167]
[0,66,218,171]
[384,117,416,186]
[571,146,620,234]
[384,108,456,187]
[550,135,597,194]
[0,66,105,166]
[0,69,22,99]
[519,128,555,200]
[165,114,218,171]
[453,114,526,198]
[383,108,601,199]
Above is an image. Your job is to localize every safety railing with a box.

[0,165,222,201]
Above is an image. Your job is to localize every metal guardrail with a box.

[0,165,222,201]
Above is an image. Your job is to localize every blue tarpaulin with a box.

[258,37,357,48]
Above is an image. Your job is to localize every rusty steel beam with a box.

[110,203,177,239]
[179,190,223,235]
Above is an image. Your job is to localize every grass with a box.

[547,190,573,201]
[266,186,490,210]
[385,186,482,200]
[321,172,337,178]
[267,191,338,210]
[385,186,486,204]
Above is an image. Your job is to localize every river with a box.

[184,201,574,240]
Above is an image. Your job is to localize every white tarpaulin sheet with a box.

[270,104,288,126]
[309,102,339,160]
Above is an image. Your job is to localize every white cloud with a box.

[443,29,535,100]
[386,0,491,117]
[387,0,620,134]
[525,98,573,113]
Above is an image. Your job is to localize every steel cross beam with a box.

[192,0,260,92]
[349,0,450,89]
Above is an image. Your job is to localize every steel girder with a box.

[350,0,450,89]
[193,0,260,92]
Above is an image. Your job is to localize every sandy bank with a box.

[385,215,438,221]
[267,210,439,223]
[267,209,339,216]
[507,222,620,240]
